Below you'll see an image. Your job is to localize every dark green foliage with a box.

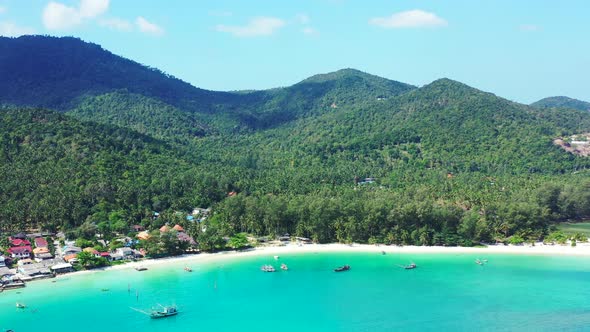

[0,107,227,233]
[68,91,208,140]
[532,96,590,112]
[1,37,590,249]
[0,35,233,113]
[76,250,109,269]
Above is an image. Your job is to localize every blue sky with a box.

[0,0,589,104]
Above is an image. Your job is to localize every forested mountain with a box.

[0,36,415,134]
[0,35,233,113]
[0,107,228,234]
[1,36,590,247]
[532,96,590,112]
[221,68,415,130]
[68,91,209,140]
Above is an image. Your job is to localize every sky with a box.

[0,0,589,104]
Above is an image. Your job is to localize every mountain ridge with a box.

[1,36,590,246]
[531,96,590,112]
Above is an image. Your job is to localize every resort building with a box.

[8,246,32,259]
[136,231,150,241]
[63,254,78,264]
[62,246,82,256]
[83,247,101,257]
[51,263,74,274]
[33,247,54,260]
[34,237,49,248]
[11,238,31,247]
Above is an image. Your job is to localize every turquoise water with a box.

[3,252,590,331]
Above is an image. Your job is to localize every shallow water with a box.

[2,252,590,331]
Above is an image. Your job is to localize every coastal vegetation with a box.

[1,36,590,258]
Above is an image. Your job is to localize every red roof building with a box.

[34,237,49,248]
[11,239,31,247]
[8,245,32,259]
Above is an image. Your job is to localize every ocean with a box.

[2,251,590,331]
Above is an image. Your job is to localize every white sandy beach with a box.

[62,241,590,279]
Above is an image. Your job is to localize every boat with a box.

[135,266,148,271]
[150,304,178,319]
[404,263,417,270]
[16,302,26,309]
[381,251,386,255]
[475,259,484,265]
[261,265,276,272]
[334,265,350,272]
[184,266,192,272]
[274,255,280,260]
[280,263,288,271]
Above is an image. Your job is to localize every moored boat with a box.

[150,305,178,319]
[135,266,148,271]
[184,266,192,272]
[261,264,276,272]
[280,263,288,271]
[334,265,350,272]
[16,302,26,309]
[404,263,417,270]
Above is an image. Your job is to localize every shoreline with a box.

[53,241,590,279]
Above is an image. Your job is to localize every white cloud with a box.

[79,0,109,18]
[216,17,286,37]
[369,10,447,29]
[0,21,36,37]
[42,0,109,30]
[519,24,540,32]
[43,2,82,30]
[136,16,164,36]
[0,6,6,14]
[99,17,132,31]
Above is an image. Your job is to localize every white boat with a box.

[261,265,276,272]
[274,255,279,260]
[280,263,288,271]
[150,305,178,319]
[16,302,26,309]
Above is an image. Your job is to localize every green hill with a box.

[0,36,416,136]
[68,91,209,140]
[0,35,233,113]
[224,68,415,130]
[532,96,590,112]
[0,107,228,234]
[1,37,590,247]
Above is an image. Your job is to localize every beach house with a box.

[83,247,101,257]
[8,246,32,259]
[62,245,82,256]
[34,237,49,248]
[33,247,54,260]
[115,247,135,259]
[51,262,74,274]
